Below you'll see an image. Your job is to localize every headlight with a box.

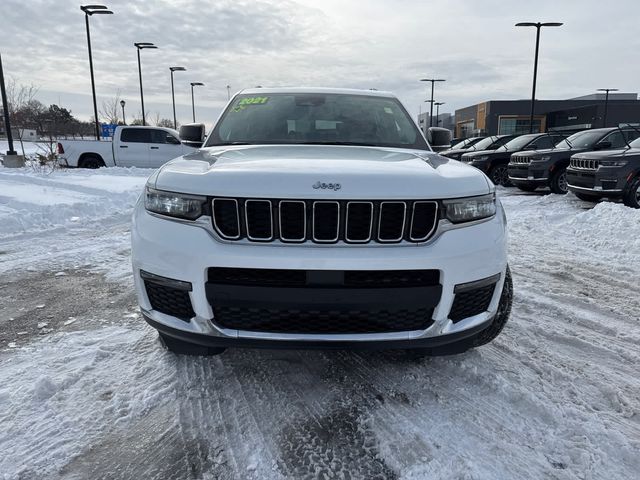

[599,159,628,167]
[442,194,496,223]
[473,155,490,162]
[144,186,206,220]
[532,155,551,162]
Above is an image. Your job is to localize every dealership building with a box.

[454,92,640,138]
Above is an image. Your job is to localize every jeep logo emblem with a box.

[313,181,341,191]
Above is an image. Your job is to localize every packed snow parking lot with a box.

[0,165,639,479]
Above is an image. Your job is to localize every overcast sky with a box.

[3,0,640,126]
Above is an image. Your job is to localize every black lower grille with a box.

[449,283,496,323]
[208,268,439,288]
[213,306,434,334]
[144,281,194,320]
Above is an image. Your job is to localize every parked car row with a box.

[440,127,640,208]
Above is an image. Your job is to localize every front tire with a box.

[549,168,568,194]
[488,165,510,187]
[159,333,226,356]
[623,176,640,208]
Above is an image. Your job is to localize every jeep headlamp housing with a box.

[532,155,551,162]
[599,159,628,167]
[144,187,206,220]
[443,194,496,224]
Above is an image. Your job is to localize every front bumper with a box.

[508,162,549,186]
[566,168,625,196]
[131,199,508,347]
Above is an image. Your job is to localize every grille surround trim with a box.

[211,198,241,240]
[312,201,340,243]
[245,199,273,241]
[345,201,374,243]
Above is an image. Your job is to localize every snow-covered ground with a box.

[0,167,638,479]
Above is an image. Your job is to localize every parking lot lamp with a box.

[435,102,445,125]
[134,42,158,126]
[120,99,126,125]
[170,66,186,129]
[81,4,113,140]
[420,78,445,127]
[516,22,563,133]
[597,88,618,127]
[190,82,204,122]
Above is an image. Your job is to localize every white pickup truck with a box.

[56,126,197,169]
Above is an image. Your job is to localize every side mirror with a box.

[427,127,452,152]
[594,141,612,150]
[179,123,206,148]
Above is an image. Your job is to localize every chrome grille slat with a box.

[211,198,438,244]
[511,155,532,165]
[245,199,273,241]
[570,157,598,170]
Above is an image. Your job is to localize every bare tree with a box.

[99,90,122,125]
[5,77,40,156]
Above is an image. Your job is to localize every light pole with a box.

[420,78,445,127]
[120,99,126,125]
[81,4,113,140]
[435,102,445,126]
[516,22,563,133]
[169,66,186,129]
[597,88,618,127]
[190,82,204,122]
[134,42,157,126]
[0,53,16,155]
[226,85,231,100]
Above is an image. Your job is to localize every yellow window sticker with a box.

[233,96,269,112]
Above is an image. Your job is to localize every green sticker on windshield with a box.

[384,107,393,114]
[233,96,269,112]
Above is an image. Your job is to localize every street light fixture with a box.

[597,88,619,127]
[420,78,445,127]
[516,21,563,133]
[435,102,445,125]
[134,42,158,126]
[190,82,204,122]
[169,66,186,129]
[226,85,231,100]
[81,4,113,140]
[120,99,126,125]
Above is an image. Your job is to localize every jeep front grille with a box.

[511,155,533,165]
[570,157,599,170]
[211,198,439,244]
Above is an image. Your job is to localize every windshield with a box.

[554,130,605,149]
[500,135,536,152]
[451,137,482,150]
[469,136,499,151]
[629,136,640,148]
[206,93,428,150]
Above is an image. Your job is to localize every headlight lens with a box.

[144,186,206,220]
[443,194,496,223]
[532,155,551,162]
[599,159,628,167]
[473,155,489,162]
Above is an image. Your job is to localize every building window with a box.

[498,116,544,135]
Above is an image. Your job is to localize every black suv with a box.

[567,135,640,208]
[508,128,640,194]
[438,136,486,160]
[461,133,560,186]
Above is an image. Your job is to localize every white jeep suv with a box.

[131,88,512,356]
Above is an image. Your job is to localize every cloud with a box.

[3,0,640,124]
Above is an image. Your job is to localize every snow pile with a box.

[0,167,151,239]
[0,140,43,158]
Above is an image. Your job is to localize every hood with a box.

[511,147,579,159]
[152,144,492,199]
[462,149,510,161]
[571,148,638,159]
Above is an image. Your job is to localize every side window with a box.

[602,131,626,149]
[150,130,180,144]
[120,128,152,143]
[532,136,553,149]
[625,129,640,143]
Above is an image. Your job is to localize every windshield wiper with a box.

[294,141,382,147]
[210,141,254,146]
